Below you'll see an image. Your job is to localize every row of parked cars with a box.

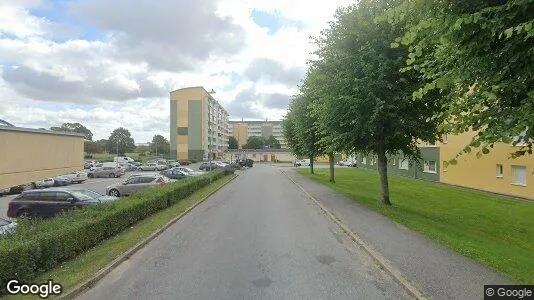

[0,171,89,196]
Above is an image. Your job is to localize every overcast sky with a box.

[0,0,351,142]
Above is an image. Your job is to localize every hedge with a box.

[0,170,228,294]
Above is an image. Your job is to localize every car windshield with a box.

[69,190,102,201]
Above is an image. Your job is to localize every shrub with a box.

[0,170,227,294]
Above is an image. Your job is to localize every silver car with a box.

[139,163,158,171]
[88,166,123,178]
[106,174,170,197]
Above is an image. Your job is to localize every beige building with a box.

[170,87,230,161]
[0,125,84,189]
[229,120,287,148]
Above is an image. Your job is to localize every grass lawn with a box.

[5,174,235,300]
[298,168,534,283]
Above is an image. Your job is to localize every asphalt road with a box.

[78,164,408,300]
[0,163,205,220]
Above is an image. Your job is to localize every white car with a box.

[0,218,16,236]
[64,171,88,183]
[35,178,55,188]
[139,163,158,171]
[0,187,9,196]
[176,167,204,176]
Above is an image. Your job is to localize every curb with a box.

[281,170,427,300]
[60,174,238,299]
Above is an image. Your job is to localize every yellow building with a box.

[0,125,84,189]
[232,122,248,148]
[440,131,534,200]
[170,87,230,161]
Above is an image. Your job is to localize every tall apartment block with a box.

[229,120,287,149]
[170,87,230,161]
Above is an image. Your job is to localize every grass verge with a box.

[4,174,235,300]
[298,168,534,283]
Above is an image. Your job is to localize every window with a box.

[425,141,437,146]
[55,192,71,201]
[177,127,188,135]
[424,161,437,173]
[496,164,503,178]
[399,158,409,170]
[362,157,367,164]
[511,165,527,186]
[139,177,156,184]
[125,177,140,185]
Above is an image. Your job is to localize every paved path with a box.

[78,165,408,300]
[284,168,513,300]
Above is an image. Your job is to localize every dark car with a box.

[7,189,118,219]
[179,160,191,166]
[159,168,188,180]
[199,162,220,171]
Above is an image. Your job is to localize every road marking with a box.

[281,169,427,300]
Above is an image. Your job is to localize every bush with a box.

[0,170,227,294]
[84,154,93,159]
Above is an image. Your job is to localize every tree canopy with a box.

[50,122,93,140]
[151,135,170,155]
[383,0,534,159]
[107,127,135,155]
[228,136,238,149]
[244,136,266,149]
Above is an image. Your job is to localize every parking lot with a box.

[0,162,204,220]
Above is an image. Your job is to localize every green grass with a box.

[88,152,166,163]
[298,168,534,283]
[4,175,235,300]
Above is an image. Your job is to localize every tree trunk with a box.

[377,145,391,205]
[328,153,335,183]
[310,155,314,174]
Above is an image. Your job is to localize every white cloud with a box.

[0,0,354,141]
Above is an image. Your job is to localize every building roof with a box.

[0,125,85,138]
[170,86,228,115]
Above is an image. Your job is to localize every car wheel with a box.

[17,209,33,219]
[109,173,115,178]
[109,189,120,197]
[88,173,94,178]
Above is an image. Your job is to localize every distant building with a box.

[170,87,230,161]
[135,143,150,147]
[229,120,286,149]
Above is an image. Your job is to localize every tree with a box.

[228,136,238,149]
[265,135,281,149]
[244,136,266,149]
[50,122,93,140]
[84,141,103,154]
[307,1,443,204]
[151,135,170,155]
[135,145,150,153]
[284,93,321,174]
[95,139,108,153]
[107,128,135,155]
[384,0,534,159]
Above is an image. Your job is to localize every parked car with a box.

[7,189,118,219]
[175,167,203,176]
[0,218,16,235]
[294,159,311,167]
[338,160,357,167]
[139,163,158,171]
[35,178,55,188]
[84,160,97,169]
[179,160,191,166]
[0,188,10,196]
[8,183,36,194]
[64,171,88,183]
[53,175,74,186]
[199,162,221,171]
[88,166,123,178]
[159,168,189,180]
[114,156,135,164]
[106,174,170,197]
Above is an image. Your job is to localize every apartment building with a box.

[229,120,287,149]
[357,132,534,200]
[170,87,230,161]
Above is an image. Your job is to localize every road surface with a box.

[78,165,408,300]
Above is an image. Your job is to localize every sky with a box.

[0,0,352,142]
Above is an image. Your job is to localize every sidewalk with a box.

[284,168,512,300]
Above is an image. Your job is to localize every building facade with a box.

[355,134,534,200]
[170,87,230,161]
[0,126,84,189]
[229,120,287,149]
